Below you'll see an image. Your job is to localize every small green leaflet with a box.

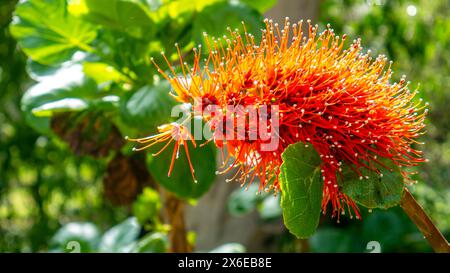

[279,142,323,239]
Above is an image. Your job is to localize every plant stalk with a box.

[400,188,450,253]
[163,190,192,253]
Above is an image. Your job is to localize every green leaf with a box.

[21,64,120,134]
[153,0,222,19]
[155,0,196,18]
[21,64,97,134]
[193,2,263,45]
[131,232,168,253]
[50,222,100,253]
[90,95,120,112]
[227,183,263,216]
[120,80,177,132]
[26,59,60,81]
[338,159,405,209]
[147,141,217,200]
[239,0,277,13]
[99,217,141,253]
[10,0,97,65]
[32,98,89,117]
[83,0,154,39]
[279,142,323,239]
[83,62,127,84]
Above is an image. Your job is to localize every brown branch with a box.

[162,190,192,253]
[400,188,450,253]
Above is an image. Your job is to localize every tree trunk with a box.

[163,190,192,252]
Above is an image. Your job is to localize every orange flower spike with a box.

[131,18,427,220]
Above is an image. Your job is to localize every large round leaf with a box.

[120,81,177,132]
[21,64,97,134]
[153,0,221,19]
[279,142,323,239]
[26,59,61,81]
[82,0,154,39]
[147,141,217,200]
[193,2,263,45]
[21,65,95,107]
[10,0,97,65]
[339,159,405,209]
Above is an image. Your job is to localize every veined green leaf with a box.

[279,142,323,239]
[10,0,97,65]
[339,159,405,209]
[146,141,217,200]
[120,80,177,132]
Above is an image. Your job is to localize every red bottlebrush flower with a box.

[128,18,427,219]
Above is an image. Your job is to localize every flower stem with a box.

[163,190,192,253]
[400,188,450,253]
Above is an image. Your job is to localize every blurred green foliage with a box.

[0,0,128,252]
[1,0,449,253]
[0,0,273,252]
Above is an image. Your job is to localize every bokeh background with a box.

[0,0,449,252]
